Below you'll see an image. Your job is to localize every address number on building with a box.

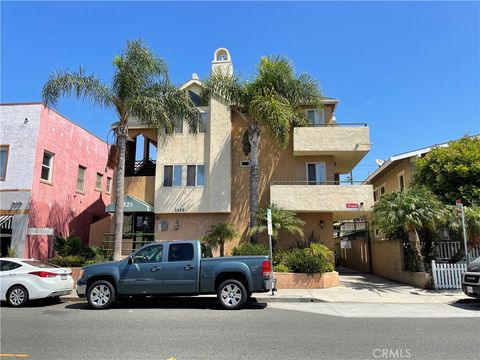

[124,202,134,208]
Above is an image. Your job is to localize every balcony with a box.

[270,181,374,220]
[293,123,371,173]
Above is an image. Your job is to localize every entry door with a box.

[307,162,326,184]
[119,244,164,295]
[162,243,197,294]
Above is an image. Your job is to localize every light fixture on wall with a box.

[319,219,324,229]
[174,220,179,230]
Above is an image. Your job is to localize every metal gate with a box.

[334,220,372,273]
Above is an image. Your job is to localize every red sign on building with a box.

[346,203,359,209]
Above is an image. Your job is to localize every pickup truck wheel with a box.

[87,280,116,310]
[217,280,247,310]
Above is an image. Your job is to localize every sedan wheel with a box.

[87,280,115,309]
[217,279,247,310]
[7,285,28,307]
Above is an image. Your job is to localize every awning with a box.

[0,215,14,229]
[105,195,154,213]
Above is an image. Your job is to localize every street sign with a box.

[346,203,359,209]
[266,208,273,236]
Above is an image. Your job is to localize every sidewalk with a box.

[61,273,470,304]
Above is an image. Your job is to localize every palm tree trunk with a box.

[248,124,261,244]
[407,225,426,273]
[113,125,127,261]
[220,241,225,257]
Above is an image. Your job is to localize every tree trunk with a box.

[248,124,261,244]
[220,241,225,257]
[113,124,127,261]
[407,226,426,273]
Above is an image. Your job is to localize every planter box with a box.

[274,271,339,289]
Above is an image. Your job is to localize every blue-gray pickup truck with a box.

[76,240,276,310]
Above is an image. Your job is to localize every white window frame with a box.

[240,160,250,168]
[76,165,86,193]
[306,162,326,184]
[373,182,387,203]
[163,164,183,188]
[173,117,183,134]
[397,171,405,192]
[189,108,208,134]
[0,145,9,181]
[186,164,205,187]
[305,109,325,127]
[41,150,54,183]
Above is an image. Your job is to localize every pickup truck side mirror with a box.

[128,256,134,265]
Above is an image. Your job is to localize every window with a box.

[0,145,9,180]
[163,165,182,187]
[76,166,86,193]
[398,172,405,192]
[134,244,163,263]
[240,160,250,167]
[189,111,208,133]
[41,151,54,182]
[0,260,22,271]
[106,177,112,194]
[173,117,183,134]
[96,173,103,190]
[187,165,205,187]
[374,183,386,203]
[168,243,194,262]
[306,162,326,184]
[305,109,324,126]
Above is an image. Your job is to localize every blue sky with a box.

[2,1,479,180]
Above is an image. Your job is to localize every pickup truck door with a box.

[162,242,198,294]
[119,244,164,295]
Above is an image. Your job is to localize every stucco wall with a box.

[0,104,41,191]
[26,106,112,259]
[371,158,414,194]
[371,238,431,289]
[125,176,155,205]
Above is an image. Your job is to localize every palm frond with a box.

[42,67,112,109]
[112,39,168,101]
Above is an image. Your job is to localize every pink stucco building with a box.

[0,103,113,259]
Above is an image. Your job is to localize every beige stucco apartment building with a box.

[90,48,374,255]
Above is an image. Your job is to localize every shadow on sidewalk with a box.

[448,298,480,312]
[64,296,267,311]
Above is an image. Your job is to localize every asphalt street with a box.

[1,297,479,360]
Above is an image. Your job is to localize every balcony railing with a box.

[126,157,156,176]
[299,122,368,128]
[272,180,368,186]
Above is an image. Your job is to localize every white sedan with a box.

[0,258,74,307]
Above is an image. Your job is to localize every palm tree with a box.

[42,39,200,260]
[202,222,238,257]
[372,186,446,272]
[202,56,322,243]
[249,204,305,249]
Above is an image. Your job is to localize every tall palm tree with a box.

[372,186,446,272]
[42,39,200,260]
[249,204,305,249]
[202,56,322,243]
[202,222,238,257]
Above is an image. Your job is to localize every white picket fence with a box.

[431,261,467,290]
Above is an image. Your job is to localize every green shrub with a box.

[53,234,82,257]
[6,247,17,258]
[273,263,290,272]
[231,243,269,256]
[79,246,96,260]
[48,255,85,267]
[283,249,325,274]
